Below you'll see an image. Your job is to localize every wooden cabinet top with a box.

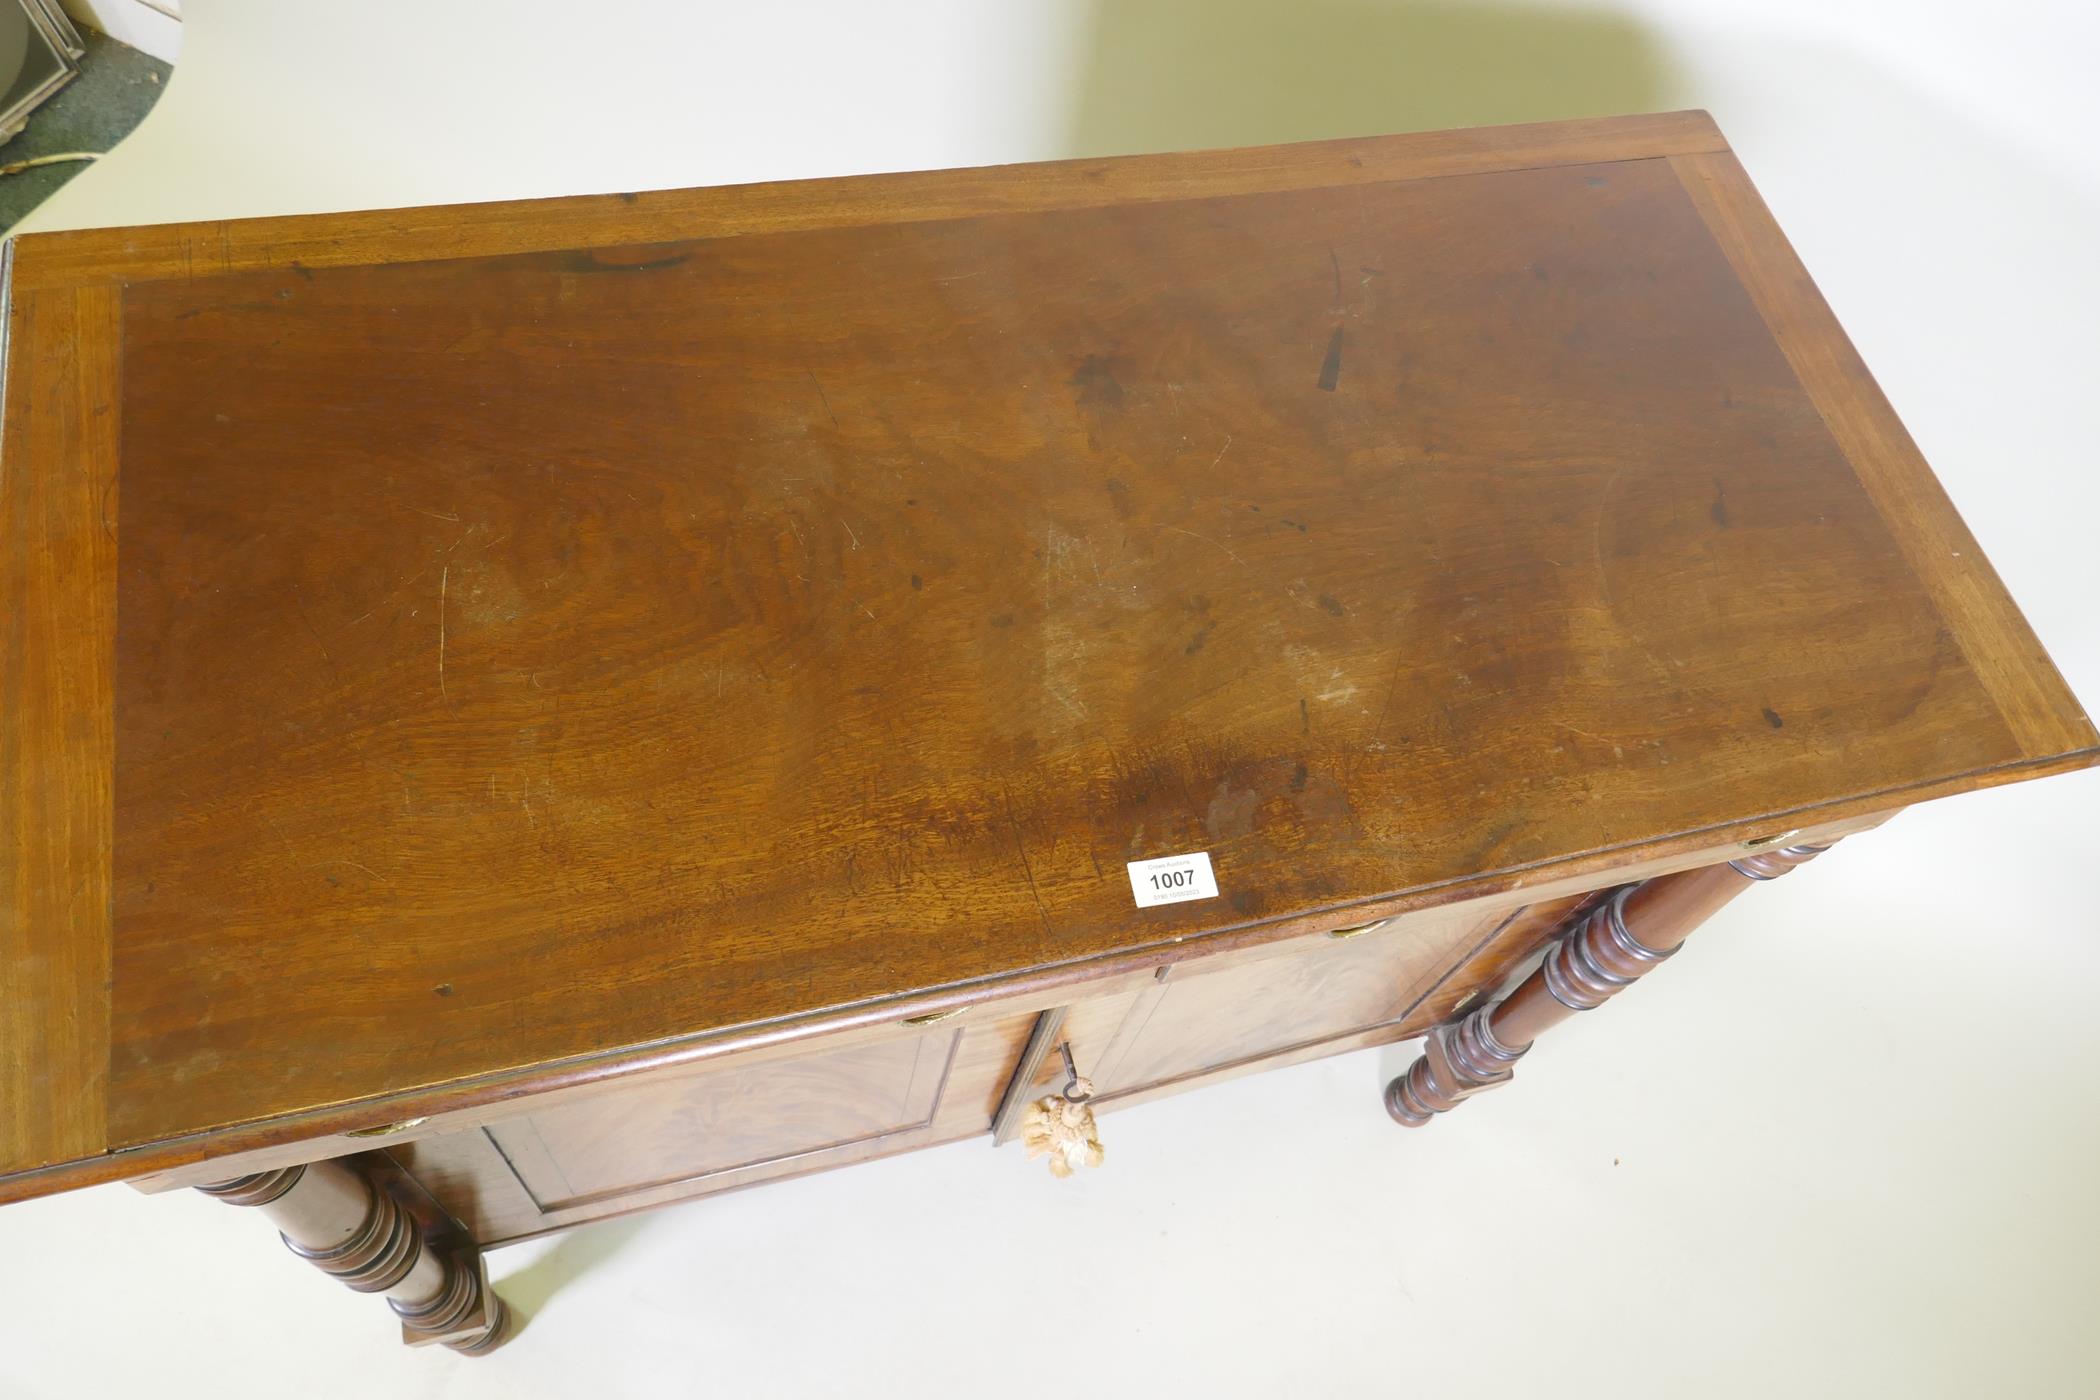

[3,111,2091,1197]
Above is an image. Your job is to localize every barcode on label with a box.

[1125,851,1219,908]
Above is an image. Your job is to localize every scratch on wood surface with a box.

[410,506,461,522]
[1364,649,1408,752]
[1002,784,1053,934]
[1557,720,1626,758]
[1283,578,1348,621]
[1044,522,1106,587]
[1046,684,1088,722]
[318,858,385,882]
[1590,468,1627,576]
[805,367,839,427]
[438,566,449,696]
[346,567,430,626]
[1040,609,1092,722]
[842,518,860,551]
[1208,433,1233,470]
[1161,524,1247,569]
[289,584,344,689]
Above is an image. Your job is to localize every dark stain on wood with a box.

[563,249,692,274]
[1318,326,1345,391]
[1070,353,1126,410]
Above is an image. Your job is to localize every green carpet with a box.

[1,29,170,236]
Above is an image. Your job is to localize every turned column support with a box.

[199,1157,510,1354]
[1386,843,1829,1127]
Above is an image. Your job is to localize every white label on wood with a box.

[1125,851,1219,908]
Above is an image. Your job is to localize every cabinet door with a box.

[401,1009,1039,1242]
[485,1028,959,1213]
[1027,896,1587,1108]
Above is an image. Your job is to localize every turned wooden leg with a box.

[1386,843,1829,1126]
[199,1158,510,1354]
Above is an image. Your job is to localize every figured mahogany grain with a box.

[1086,904,1504,1096]
[2,112,2092,1195]
[396,1008,1041,1243]
[486,1026,958,1210]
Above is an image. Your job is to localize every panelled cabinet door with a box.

[1020,898,1587,1111]
[486,1028,961,1213]
[403,1010,1039,1242]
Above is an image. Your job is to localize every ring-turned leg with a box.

[1386,843,1829,1126]
[199,1158,510,1354]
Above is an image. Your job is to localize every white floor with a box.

[6,3,2098,1396]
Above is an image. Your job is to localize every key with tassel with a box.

[1020,1042,1105,1178]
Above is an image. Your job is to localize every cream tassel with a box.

[1021,1047,1105,1178]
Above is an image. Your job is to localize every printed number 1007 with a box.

[1149,868,1198,891]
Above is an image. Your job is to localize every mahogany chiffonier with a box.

[2,111,2091,1355]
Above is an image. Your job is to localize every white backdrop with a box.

[8,3,2098,1396]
